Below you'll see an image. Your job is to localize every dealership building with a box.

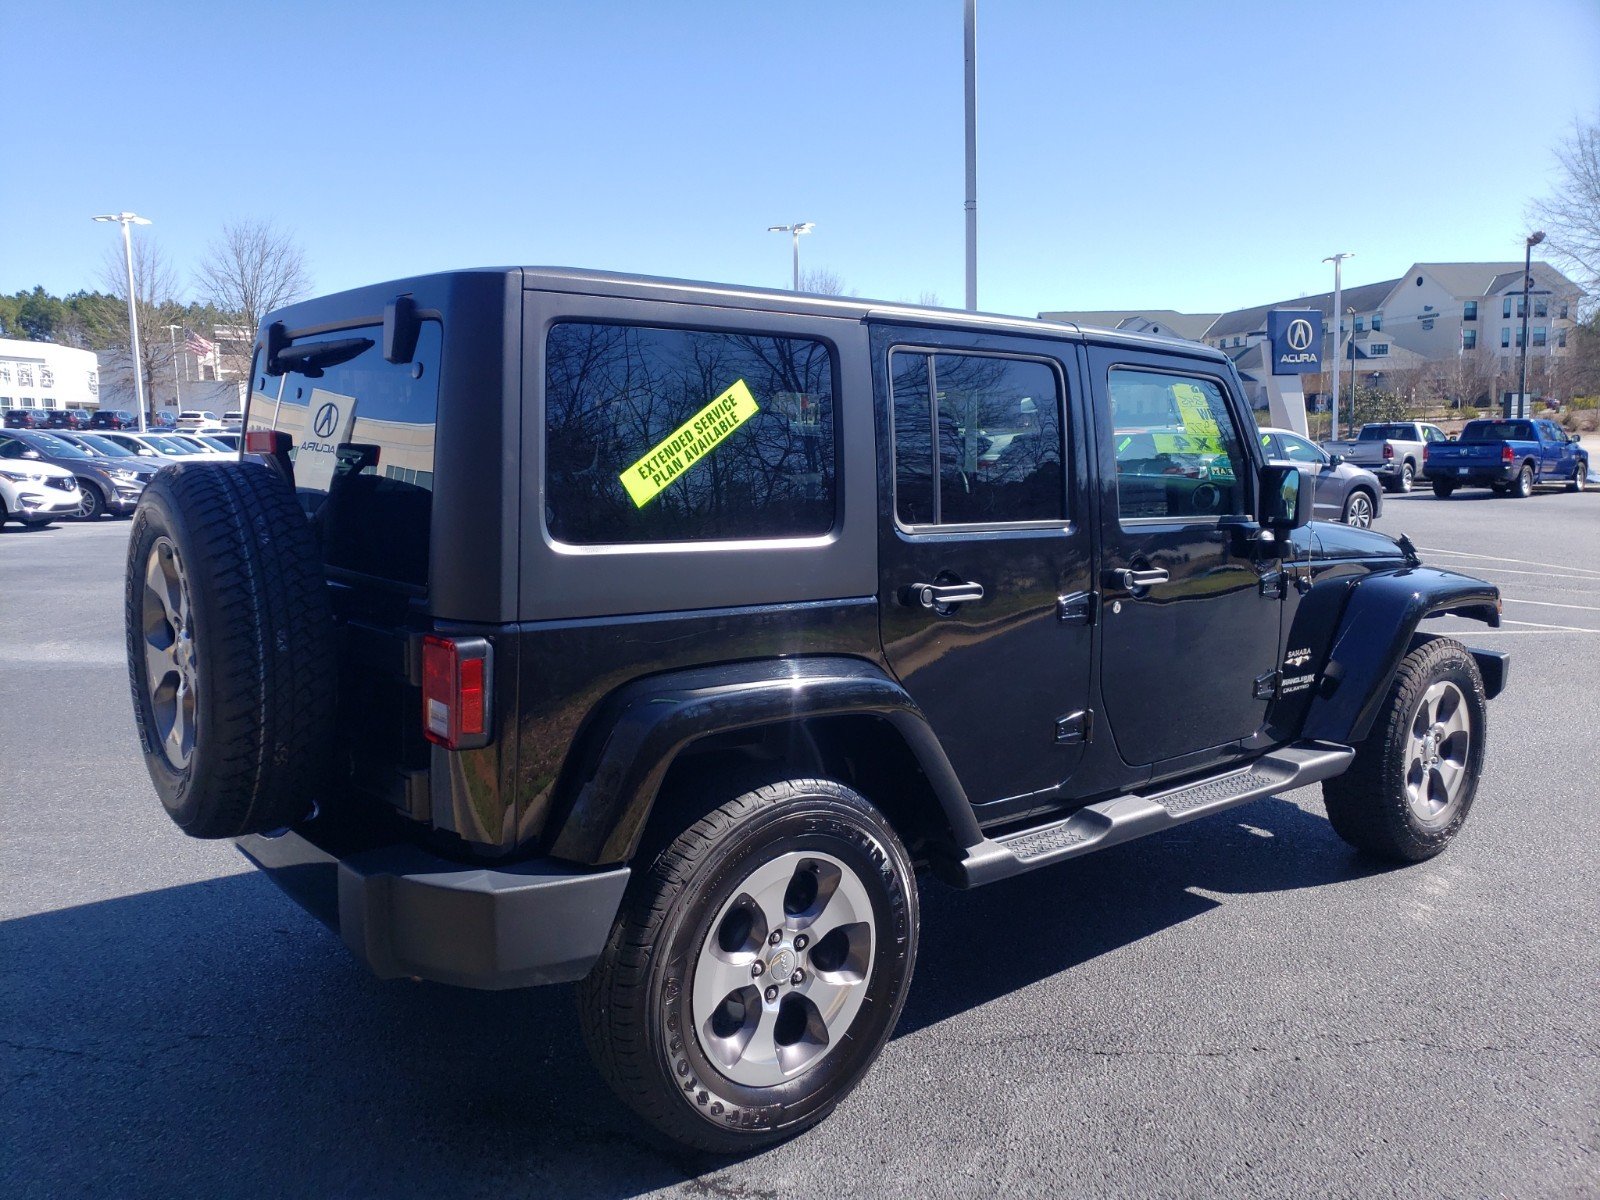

[1043,260,1586,409]
[0,338,100,412]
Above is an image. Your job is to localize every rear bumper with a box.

[237,826,630,990]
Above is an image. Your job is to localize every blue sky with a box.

[3,0,1597,319]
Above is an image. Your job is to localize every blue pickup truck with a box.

[1425,418,1588,498]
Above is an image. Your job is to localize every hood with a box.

[0,456,76,480]
[1310,520,1411,565]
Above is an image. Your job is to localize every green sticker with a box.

[618,379,760,507]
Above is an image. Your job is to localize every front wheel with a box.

[1322,638,1487,862]
[578,776,918,1153]
[1342,489,1375,527]
[1431,479,1456,498]
[1571,461,1588,492]
[76,481,105,520]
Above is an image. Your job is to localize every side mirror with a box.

[1260,464,1314,531]
[1573,433,1582,443]
[1327,452,1345,467]
[1448,433,1458,441]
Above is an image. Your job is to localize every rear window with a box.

[1358,424,1412,440]
[250,322,441,588]
[544,321,836,545]
[1460,421,1532,441]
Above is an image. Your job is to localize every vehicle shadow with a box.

[1,796,1374,1199]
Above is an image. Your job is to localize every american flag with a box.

[185,330,215,358]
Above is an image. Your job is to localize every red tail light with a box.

[421,635,492,750]
[1502,445,1515,463]
[244,429,277,454]
[1382,443,1394,459]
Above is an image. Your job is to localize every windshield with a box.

[75,433,136,456]
[1461,421,1533,441]
[25,431,90,459]
[1358,424,1411,440]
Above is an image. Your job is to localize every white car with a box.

[97,432,231,464]
[0,451,81,528]
[175,410,224,432]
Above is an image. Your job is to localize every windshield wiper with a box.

[269,336,374,378]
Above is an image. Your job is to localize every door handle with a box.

[1107,567,1169,591]
[906,580,985,609]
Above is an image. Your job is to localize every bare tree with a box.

[95,238,185,419]
[1530,114,1600,311]
[194,219,311,373]
[798,268,848,297]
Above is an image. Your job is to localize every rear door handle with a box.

[906,580,985,609]
[1107,567,1170,590]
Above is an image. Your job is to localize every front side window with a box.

[545,322,835,545]
[1276,432,1325,464]
[891,351,1064,527]
[1109,369,1248,521]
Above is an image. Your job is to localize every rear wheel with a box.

[1323,638,1486,862]
[1431,479,1456,498]
[578,776,918,1154]
[1342,489,1375,526]
[1512,462,1535,498]
[1394,461,1415,493]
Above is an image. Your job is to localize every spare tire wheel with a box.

[126,462,337,838]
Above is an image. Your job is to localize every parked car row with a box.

[0,426,239,528]
[1320,419,1589,501]
[6,408,246,432]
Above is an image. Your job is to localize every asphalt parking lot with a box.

[3,487,1597,1199]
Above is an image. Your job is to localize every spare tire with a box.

[125,462,336,838]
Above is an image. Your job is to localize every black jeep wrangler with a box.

[125,268,1507,1152]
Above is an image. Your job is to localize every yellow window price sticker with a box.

[1170,382,1223,447]
[618,379,760,508]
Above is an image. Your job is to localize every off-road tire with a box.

[1431,478,1456,498]
[125,462,336,838]
[577,776,918,1154]
[1322,637,1487,863]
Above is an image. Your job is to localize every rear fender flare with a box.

[1301,568,1501,745]
[544,657,978,865]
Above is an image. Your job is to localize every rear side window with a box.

[544,322,835,545]
[891,350,1065,527]
[250,322,441,588]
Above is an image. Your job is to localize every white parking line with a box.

[1418,546,1600,578]
[1497,617,1600,633]
[1428,564,1600,582]
[1503,597,1600,612]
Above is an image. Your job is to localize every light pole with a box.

[1514,230,1545,418]
[1347,306,1358,425]
[963,0,978,311]
[164,323,183,410]
[1322,252,1353,441]
[766,223,815,291]
[92,211,153,432]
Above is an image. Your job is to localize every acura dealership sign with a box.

[1267,309,1323,375]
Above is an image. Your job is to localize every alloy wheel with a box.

[1405,680,1471,823]
[142,536,198,769]
[691,850,876,1088]
[1344,491,1373,527]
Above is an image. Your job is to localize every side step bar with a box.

[946,742,1355,889]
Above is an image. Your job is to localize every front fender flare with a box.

[1301,567,1501,745]
[545,657,979,866]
